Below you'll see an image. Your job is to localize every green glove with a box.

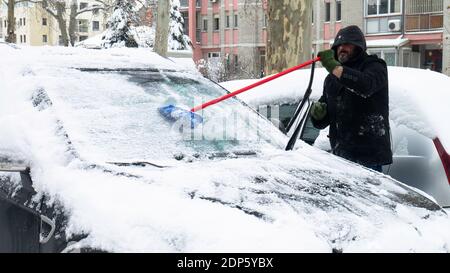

[310,102,327,120]
[318,49,341,73]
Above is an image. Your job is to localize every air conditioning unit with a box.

[388,19,401,32]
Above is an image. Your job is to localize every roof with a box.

[366,36,409,48]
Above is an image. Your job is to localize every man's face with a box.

[337,43,356,63]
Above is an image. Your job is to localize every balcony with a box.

[78,26,89,33]
[180,0,201,8]
[196,29,202,43]
[405,0,443,32]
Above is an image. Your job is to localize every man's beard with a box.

[338,51,352,63]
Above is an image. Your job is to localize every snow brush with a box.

[158,57,321,128]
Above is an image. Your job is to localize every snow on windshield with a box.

[38,68,286,163]
[220,67,450,151]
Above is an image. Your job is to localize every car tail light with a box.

[433,138,450,185]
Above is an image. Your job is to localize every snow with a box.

[168,0,191,50]
[1,45,450,252]
[77,26,155,49]
[220,67,450,152]
[366,36,409,48]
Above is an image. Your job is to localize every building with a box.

[313,0,450,75]
[180,0,268,80]
[181,0,449,77]
[0,1,110,46]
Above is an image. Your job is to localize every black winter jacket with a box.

[311,27,393,167]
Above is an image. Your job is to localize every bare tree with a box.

[266,0,312,74]
[39,0,114,46]
[5,0,114,46]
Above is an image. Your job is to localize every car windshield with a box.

[43,69,287,163]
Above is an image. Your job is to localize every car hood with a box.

[82,144,450,252]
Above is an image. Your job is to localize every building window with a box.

[234,54,239,69]
[367,49,397,66]
[365,0,402,34]
[59,35,64,45]
[92,21,100,31]
[19,18,22,26]
[214,17,220,31]
[79,2,88,10]
[203,19,208,31]
[43,35,47,43]
[20,35,22,43]
[336,1,342,21]
[325,2,331,22]
[42,18,47,26]
[208,52,220,58]
[226,15,230,28]
[78,20,89,33]
[366,0,400,16]
[23,35,26,43]
[92,5,100,15]
[23,18,26,26]
[234,14,238,27]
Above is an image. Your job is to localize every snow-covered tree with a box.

[168,0,191,50]
[102,0,139,48]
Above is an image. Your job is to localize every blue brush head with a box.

[158,104,203,129]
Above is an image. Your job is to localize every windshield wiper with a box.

[107,161,166,168]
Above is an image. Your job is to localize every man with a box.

[310,25,392,172]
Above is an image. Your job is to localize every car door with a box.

[0,165,56,253]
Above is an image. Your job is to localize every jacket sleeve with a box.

[338,60,388,98]
[310,92,330,130]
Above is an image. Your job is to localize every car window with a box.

[256,102,321,145]
[42,69,287,163]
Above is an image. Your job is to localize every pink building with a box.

[180,0,268,80]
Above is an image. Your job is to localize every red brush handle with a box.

[191,57,321,112]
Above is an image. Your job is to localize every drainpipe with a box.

[401,0,406,38]
[399,0,406,66]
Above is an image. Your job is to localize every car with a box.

[1,44,450,252]
[220,66,450,208]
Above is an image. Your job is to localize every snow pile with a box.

[220,67,450,151]
[2,45,450,252]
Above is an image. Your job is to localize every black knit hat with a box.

[331,25,367,52]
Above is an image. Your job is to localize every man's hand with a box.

[318,50,341,74]
[310,102,327,120]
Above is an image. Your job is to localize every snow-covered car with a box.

[220,67,450,208]
[1,44,450,253]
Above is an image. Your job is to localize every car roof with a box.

[0,43,197,73]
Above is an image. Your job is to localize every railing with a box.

[78,26,89,33]
[405,0,443,32]
[196,29,202,43]
[406,0,443,13]
[405,13,443,31]
[180,0,188,7]
[180,0,201,8]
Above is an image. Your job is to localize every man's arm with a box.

[310,94,330,130]
[331,61,388,98]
